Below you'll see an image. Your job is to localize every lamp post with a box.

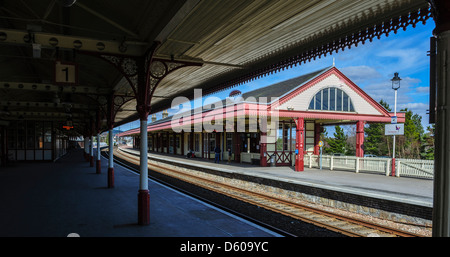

[391,72,401,176]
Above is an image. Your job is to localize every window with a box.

[209,133,215,152]
[35,121,43,149]
[322,88,328,111]
[26,121,35,149]
[169,135,174,153]
[308,87,355,112]
[148,135,153,151]
[314,92,321,110]
[226,133,233,152]
[44,122,52,149]
[336,89,342,111]
[329,88,336,111]
[283,123,290,151]
[17,121,25,149]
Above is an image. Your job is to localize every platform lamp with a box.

[391,72,401,176]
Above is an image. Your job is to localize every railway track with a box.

[113,148,421,237]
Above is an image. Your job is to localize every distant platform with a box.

[118,147,433,226]
[120,147,433,207]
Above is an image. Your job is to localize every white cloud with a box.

[398,102,428,110]
[340,66,382,83]
[415,86,429,93]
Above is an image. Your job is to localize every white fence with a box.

[304,155,434,180]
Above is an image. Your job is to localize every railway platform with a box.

[121,147,433,207]
[117,147,433,227]
[0,149,281,237]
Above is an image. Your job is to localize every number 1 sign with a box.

[55,61,78,84]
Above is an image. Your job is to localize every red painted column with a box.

[164,131,168,153]
[181,131,184,156]
[295,118,304,171]
[260,132,267,167]
[198,131,204,159]
[216,132,221,160]
[190,132,194,153]
[172,132,176,155]
[314,123,321,155]
[234,122,241,162]
[356,121,365,157]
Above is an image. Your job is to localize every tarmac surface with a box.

[0,149,281,237]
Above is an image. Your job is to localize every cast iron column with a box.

[431,0,450,237]
[137,118,149,225]
[314,123,321,155]
[108,128,114,188]
[96,133,101,174]
[355,120,365,158]
[90,135,94,167]
[84,136,89,161]
[295,117,304,171]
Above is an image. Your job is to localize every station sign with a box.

[385,124,404,135]
[55,61,78,84]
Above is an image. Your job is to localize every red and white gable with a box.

[274,67,402,123]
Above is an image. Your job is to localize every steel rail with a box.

[114,148,421,237]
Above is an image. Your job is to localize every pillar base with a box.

[295,158,304,172]
[138,189,150,225]
[90,156,94,167]
[96,160,101,174]
[391,158,396,177]
[108,167,114,188]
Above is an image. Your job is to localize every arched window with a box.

[308,87,355,112]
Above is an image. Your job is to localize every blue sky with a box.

[118,19,435,132]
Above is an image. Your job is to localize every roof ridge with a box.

[241,66,333,99]
[146,66,334,127]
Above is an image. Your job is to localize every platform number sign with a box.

[55,61,77,84]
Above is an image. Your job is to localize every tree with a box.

[325,125,350,155]
[364,99,392,157]
[379,99,391,112]
[421,125,435,160]
[398,108,423,159]
[364,122,384,156]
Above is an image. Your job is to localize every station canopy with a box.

[0,0,430,136]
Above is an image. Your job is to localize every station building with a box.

[117,66,404,171]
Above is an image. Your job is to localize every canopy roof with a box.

[0,0,430,135]
[117,66,405,137]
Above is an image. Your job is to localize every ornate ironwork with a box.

[82,43,202,122]
[208,6,433,93]
[100,55,139,96]
[147,58,200,100]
